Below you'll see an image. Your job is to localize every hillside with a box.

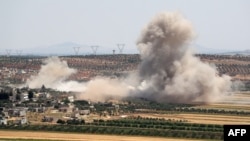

[0,54,249,84]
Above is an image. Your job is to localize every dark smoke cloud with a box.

[136,12,231,103]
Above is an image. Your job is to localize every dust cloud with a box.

[26,12,232,104]
[136,12,231,103]
[26,57,76,89]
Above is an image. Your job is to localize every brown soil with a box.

[0,130,206,141]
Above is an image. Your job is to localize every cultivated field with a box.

[0,130,212,141]
[132,113,250,125]
[131,92,250,125]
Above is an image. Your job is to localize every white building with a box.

[0,116,7,125]
[68,96,74,103]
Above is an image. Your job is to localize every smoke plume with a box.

[136,12,231,103]
[77,77,131,102]
[25,12,232,104]
[25,57,83,91]
[25,57,129,102]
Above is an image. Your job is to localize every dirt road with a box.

[0,130,207,141]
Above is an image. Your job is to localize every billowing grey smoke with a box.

[25,57,128,101]
[25,12,232,104]
[136,12,231,103]
[26,57,76,88]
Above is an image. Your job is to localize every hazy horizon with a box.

[0,0,250,55]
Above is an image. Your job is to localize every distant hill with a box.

[24,42,87,56]
[218,50,250,56]
[22,42,131,56]
[192,44,250,56]
[1,42,248,56]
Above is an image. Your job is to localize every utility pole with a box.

[117,44,125,54]
[73,47,80,56]
[16,50,22,56]
[91,46,99,55]
[6,49,11,57]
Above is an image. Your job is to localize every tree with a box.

[80,119,85,124]
[41,85,46,92]
[0,92,9,100]
[28,90,34,100]
[16,94,21,101]
[63,99,70,104]
[54,104,59,109]
[16,88,21,94]
[57,119,65,124]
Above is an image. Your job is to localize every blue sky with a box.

[0,0,249,55]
